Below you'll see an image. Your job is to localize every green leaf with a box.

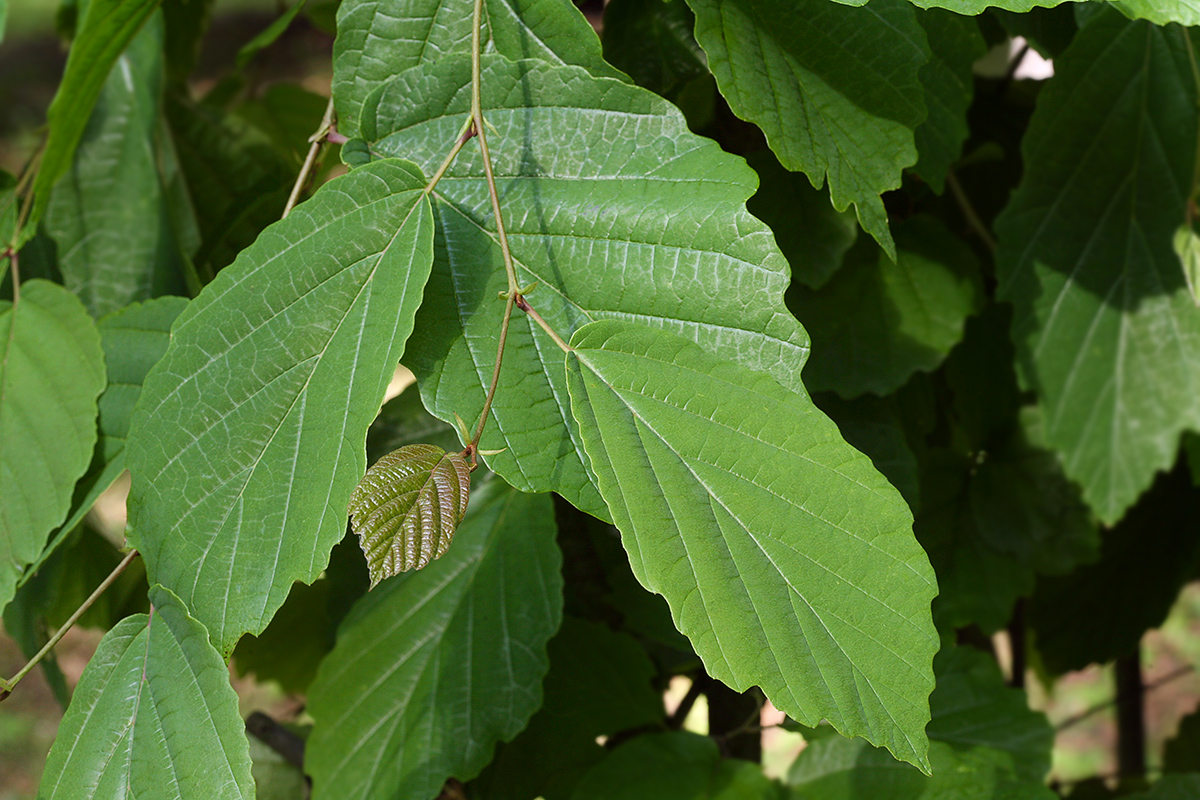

[685,0,930,258]
[162,0,215,81]
[125,159,435,656]
[812,392,920,510]
[29,0,162,230]
[233,579,331,693]
[0,0,6,43]
[992,6,1078,59]
[236,0,307,71]
[831,0,1072,11]
[1124,775,1200,800]
[994,11,1200,524]
[332,0,622,137]
[1163,707,1200,772]
[367,383,463,465]
[912,9,986,193]
[566,319,938,770]
[601,0,706,99]
[347,442,472,584]
[233,83,329,166]
[37,585,253,799]
[1029,465,1200,674]
[306,479,562,800]
[0,280,105,614]
[571,732,783,800]
[45,12,191,317]
[1111,1,1200,26]
[795,216,984,398]
[928,647,1053,783]
[366,56,808,520]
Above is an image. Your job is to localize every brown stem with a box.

[282,96,336,218]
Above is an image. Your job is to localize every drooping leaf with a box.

[45,11,192,318]
[1029,465,1200,674]
[37,584,254,800]
[0,280,105,615]
[685,0,930,257]
[306,479,562,800]
[347,442,471,584]
[365,56,808,520]
[566,319,938,770]
[994,10,1200,524]
[332,0,622,137]
[29,0,163,231]
[125,159,434,656]
[571,732,784,800]
[794,215,984,398]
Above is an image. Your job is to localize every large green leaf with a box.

[332,0,621,137]
[29,0,162,231]
[365,56,808,520]
[1111,2,1200,25]
[0,280,105,614]
[37,585,254,799]
[601,0,706,99]
[685,0,929,257]
[306,479,562,800]
[45,11,191,318]
[125,159,434,656]
[565,319,938,769]
[994,10,1200,524]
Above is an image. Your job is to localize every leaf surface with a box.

[333,0,620,137]
[0,280,105,613]
[566,319,938,769]
[125,159,434,655]
[306,479,562,800]
[994,11,1200,523]
[37,585,254,800]
[1111,1,1200,25]
[684,0,929,257]
[365,56,808,519]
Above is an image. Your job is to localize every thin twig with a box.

[515,294,571,353]
[667,678,704,729]
[282,97,336,218]
[0,549,140,701]
[947,169,997,252]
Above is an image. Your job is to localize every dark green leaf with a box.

[236,0,308,71]
[233,83,329,165]
[306,479,562,800]
[566,319,937,770]
[1124,775,1200,800]
[367,56,808,520]
[162,0,215,81]
[994,11,1200,524]
[234,578,331,693]
[0,280,105,614]
[942,302,1022,453]
[812,392,920,510]
[686,0,929,257]
[1164,708,1200,773]
[125,159,435,656]
[333,0,622,137]
[347,442,472,583]
[367,383,463,465]
[601,0,706,98]
[913,9,985,193]
[37,585,254,799]
[991,6,1077,59]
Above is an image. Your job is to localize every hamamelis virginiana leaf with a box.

[348,443,471,585]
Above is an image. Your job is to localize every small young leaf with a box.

[348,443,471,584]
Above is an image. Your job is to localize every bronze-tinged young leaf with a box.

[348,443,471,584]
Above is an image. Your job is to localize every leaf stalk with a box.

[282,96,336,218]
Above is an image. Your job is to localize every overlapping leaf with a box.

[0,280,105,614]
[566,320,938,769]
[306,479,562,800]
[913,10,985,193]
[364,55,808,519]
[994,10,1200,524]
[333,0,621,137]
[125,159,434,655]
[37,585,254,800]
[684,0,929,257]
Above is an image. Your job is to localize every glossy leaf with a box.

[125,159,434,655]
[306,479,562,800]
[333,0,621,137]
[686,0,929,257]
[37,585,254,800]
[347,442,471,583]
[30,0,162,230]
[913,9,985,193]
[366,56,808,519]
[0,280,105,614]
[994,11,1200,524]
[566,319,938,769]
[571,732,783,800]
[45,11,191,318]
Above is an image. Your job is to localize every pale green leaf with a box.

[306,479,562,800]
[125,159,434,656]
[994,11,1200,524]
[365,56,807,520]
[685,0,930,258]
[347,442,471,583]
[566,319,938,770]
[37,585,254,800]
[0,280,105,614]
[333,0,621,137]
[45,12,190,318]
[30,0,162,230]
